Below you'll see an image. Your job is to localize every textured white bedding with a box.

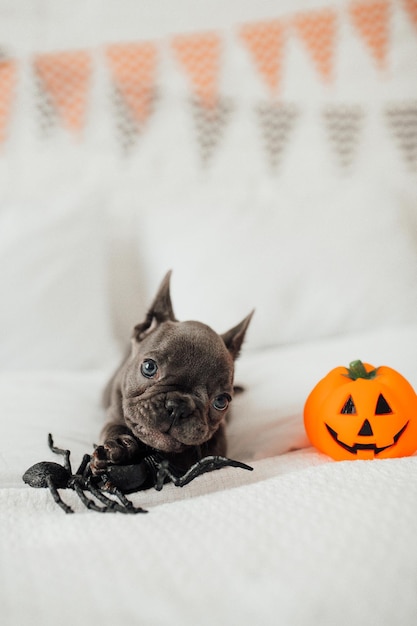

[1,326,417,626]
[4,451,417,626]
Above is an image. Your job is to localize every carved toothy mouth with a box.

[325,422,409,455]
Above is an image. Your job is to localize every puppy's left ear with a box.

[221,311,254,360]
[133,271,177,341]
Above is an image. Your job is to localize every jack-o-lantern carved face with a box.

[304,361,417,460]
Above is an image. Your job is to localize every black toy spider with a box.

[23,434,253,514]
[22,434,146,514]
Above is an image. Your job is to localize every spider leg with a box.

[72,481,117,513]
[75,454,91,477]
[171,456,253,487]
[86,482,130,513]
[88,481,147,514]
[48,434,72,474]
[105,484,148,514]
[46,476,74,514]
[155,460,173,491]
[152,458,208,490]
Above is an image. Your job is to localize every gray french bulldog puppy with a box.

[91,271,253,473]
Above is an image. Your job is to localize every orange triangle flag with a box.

[293,9,337,82]
[34,50,92,133]
[0,59,17,143]
[105,42,158,125]
[172,32,221,108]
[240,20,286,95]
[402,0,417,32]
[349,1,390,68]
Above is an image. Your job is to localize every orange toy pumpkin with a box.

[304,360,417,460]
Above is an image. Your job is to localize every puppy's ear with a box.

[133,271,177,341]
[221,311,254,360]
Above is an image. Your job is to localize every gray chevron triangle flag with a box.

[385,103,417,169]
[112,84,158,154]
[323,104,364,168]
[33,69,58,136]
[190,96,233,165]
[256,102,298,169]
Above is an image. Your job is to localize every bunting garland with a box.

[33,50,92,134]
[0,2,414,170]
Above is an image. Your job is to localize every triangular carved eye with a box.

[341,395,356,414]
[375,394,392,415]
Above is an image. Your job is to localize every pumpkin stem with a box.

[346,360,378,380]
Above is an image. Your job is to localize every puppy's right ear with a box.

[133,271,177,342]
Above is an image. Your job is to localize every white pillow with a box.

[135,179,417,350]
[0,192,117,370]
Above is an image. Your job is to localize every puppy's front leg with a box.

[92,367,147,473]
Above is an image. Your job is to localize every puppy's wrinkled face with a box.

[122,321,235,453]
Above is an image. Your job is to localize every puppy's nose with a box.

[165,398,193,421]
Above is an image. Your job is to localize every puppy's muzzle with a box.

[165,396,197,424]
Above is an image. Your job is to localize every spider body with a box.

[23,435,146,515]
[23,461,70,489]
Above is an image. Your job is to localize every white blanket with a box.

[2,326,417,626]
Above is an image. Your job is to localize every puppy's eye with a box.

[212,394,231,411]
[140,359,158,379]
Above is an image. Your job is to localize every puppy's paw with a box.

[90,435,140,475]
[90,445,109,474]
